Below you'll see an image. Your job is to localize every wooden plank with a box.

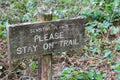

[7,18,85,59]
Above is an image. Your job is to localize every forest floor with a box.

[0,37,119,80]
[53,52,118,80]
[0,0,120,80]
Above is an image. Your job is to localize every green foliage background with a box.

[0,0,120,79]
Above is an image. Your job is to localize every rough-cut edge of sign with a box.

[7,27,10,59]
[8,17,85,27]
[7,26,13,70]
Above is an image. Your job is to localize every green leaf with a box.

[52,15,58,20]
[102,21,110,29]
[0,24,5,29]
[110,27,119,35]
[103,49,111,58]
[29,61,38,70]
[88,70,94,78]
[111,63,120,73]
[115,65,120,72]
[3,21,8,27]
[0,30,2,36]
[116,44,120,51]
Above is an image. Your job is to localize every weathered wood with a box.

[7,26,13,74]
[7,18,85,59]
[7,17,85,80]
[38,13,52,80]
[38,55,42,80]
[39,13,52,21]
[39,55,52,80]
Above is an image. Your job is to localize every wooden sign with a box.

[7,18,85,59]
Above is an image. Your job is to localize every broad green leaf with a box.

[116,44,120,51]
[110,27,119,35]
[88,70,94,78]
[103,49,111,58]
[102,21,110,29]
[115,65,120,72]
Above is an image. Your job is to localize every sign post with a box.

[38,13,52,80]
[7,18,85,80]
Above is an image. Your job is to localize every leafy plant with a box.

[59,67,105,80]
[60,67,90,80]
[88,70,105,80]
[0,24,6,39]
[0,0,120,79]
[111,62,120,79]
